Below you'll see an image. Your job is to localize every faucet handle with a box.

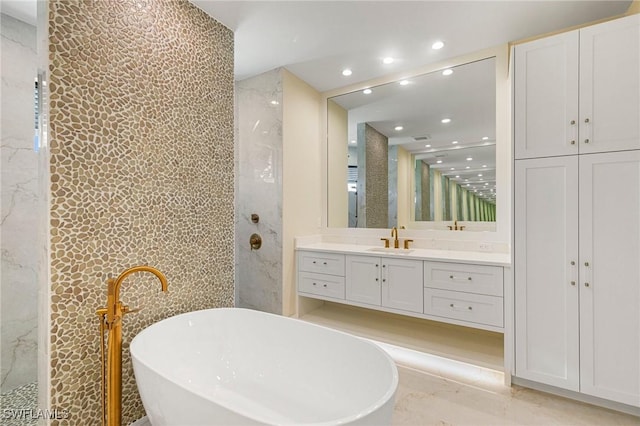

[380,238,390,248]
[122,305,143,315]
[403,239,414,250]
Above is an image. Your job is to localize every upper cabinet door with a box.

[514,31,579,159]
[579,14,640,154]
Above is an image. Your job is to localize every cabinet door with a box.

[579,151,640,407]
[514,31,579,159]
[579,14,640,154]
[381,258,423,313]
[345,255,381,306]
[514,156,580,391]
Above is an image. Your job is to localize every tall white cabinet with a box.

[514,14,640,409]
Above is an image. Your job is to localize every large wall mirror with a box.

[327,57,497,231]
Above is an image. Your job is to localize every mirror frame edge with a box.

[320,43,511,244]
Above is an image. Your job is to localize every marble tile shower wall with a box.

[0,13,39,394]
[47,1,234,424]
[235,69,283,314]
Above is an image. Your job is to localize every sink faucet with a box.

[391,227,399,248]
[447,220,466,231]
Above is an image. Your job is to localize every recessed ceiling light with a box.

[482,164,487,168]
[394,126,404,131]
[455,175,460,178]
[450,167,455,170]
[350,140,356,144]
[342,69,352,76]
[399,80,410,86]
[383,57,394,64]
[485,183,489,186]
[466,157,473,161]
[466,166,470,169]
[465,179,468,182]
[442,69,453,76]
[478,174,483,177]
[363,88,372,94]
[467,183,471,186]
[432,40,444,50]
[436,160,443,164]
[452,140,458,144]
[441,118,451,124]
[482,136,489,140]
[425,144,431,148]
[270,100,279,105]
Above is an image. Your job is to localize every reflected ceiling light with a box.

[425,144,431,148]
[452,140,458,144]
[442,69,453,76]
[383,57,394,64]
[363,88,372,94]
[432,40,444,50]
[436,160,443,164]
[466,183,471,186]
[394,126,404,131]
[465,166,470,169]
[466,157,473,161]
[399,80,410,86]
[478,173,483,177]
[450,167,455,170]
[441,118,451,124]
[456,175,460,178]
[482,136,489,140]
[485,183,489,186]
[482,164,487,168]
[350,140,356,144]
[270,100,279,105]
[342,69,352,76]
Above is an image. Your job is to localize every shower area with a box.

[1,10,41,425]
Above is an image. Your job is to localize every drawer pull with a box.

[449,303,473,311]
[449,275,472,281]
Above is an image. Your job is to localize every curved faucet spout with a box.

[106,266,168,326]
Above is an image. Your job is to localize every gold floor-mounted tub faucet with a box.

[97,265,168,426]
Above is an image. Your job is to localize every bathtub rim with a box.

[130,307,399,426]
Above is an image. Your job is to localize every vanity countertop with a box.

[296,242,511,267]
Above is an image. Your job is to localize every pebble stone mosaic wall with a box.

[47,0,234,423]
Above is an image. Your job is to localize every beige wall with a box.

[282,69,322,316]
[396,145,411,228]
[327,100,348,227]
[47,0,234,423]
[629,0,640,14]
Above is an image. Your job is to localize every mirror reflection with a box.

[327,57,496,229]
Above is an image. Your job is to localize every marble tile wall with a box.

[0,13,39,394]
[235,69,283,314]
[46,1,234,424]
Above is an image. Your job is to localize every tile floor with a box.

[394,365,638,425]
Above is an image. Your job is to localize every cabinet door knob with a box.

[584,139,590,143]
[571,281,576,286]
[323,284,327,288]
[585,118,590,123]
[468,306,473,311]
[585,282,590,287]
[570,120,576,125]
[375,278,379,282]
[323,261,327,265]
[570,140,576,145]
[570,261,575,265]
[382,279,386,282]
[584,262,590,267]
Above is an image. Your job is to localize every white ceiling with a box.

[192,0,632,92]
[2,1,632,92]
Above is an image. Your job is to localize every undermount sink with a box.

[367,247,415,255]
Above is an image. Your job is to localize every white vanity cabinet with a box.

[297,251,345,301]
[423,262,504,328]
[514,14,640,409]
[514,14,640,159]
[345,255,423,313]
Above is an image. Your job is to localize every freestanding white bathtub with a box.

[130,308,398,425]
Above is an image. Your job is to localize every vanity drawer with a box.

[423,288,503,328]
[298,272,345,300]
[424,261,503,296]
[298,251,345,276]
